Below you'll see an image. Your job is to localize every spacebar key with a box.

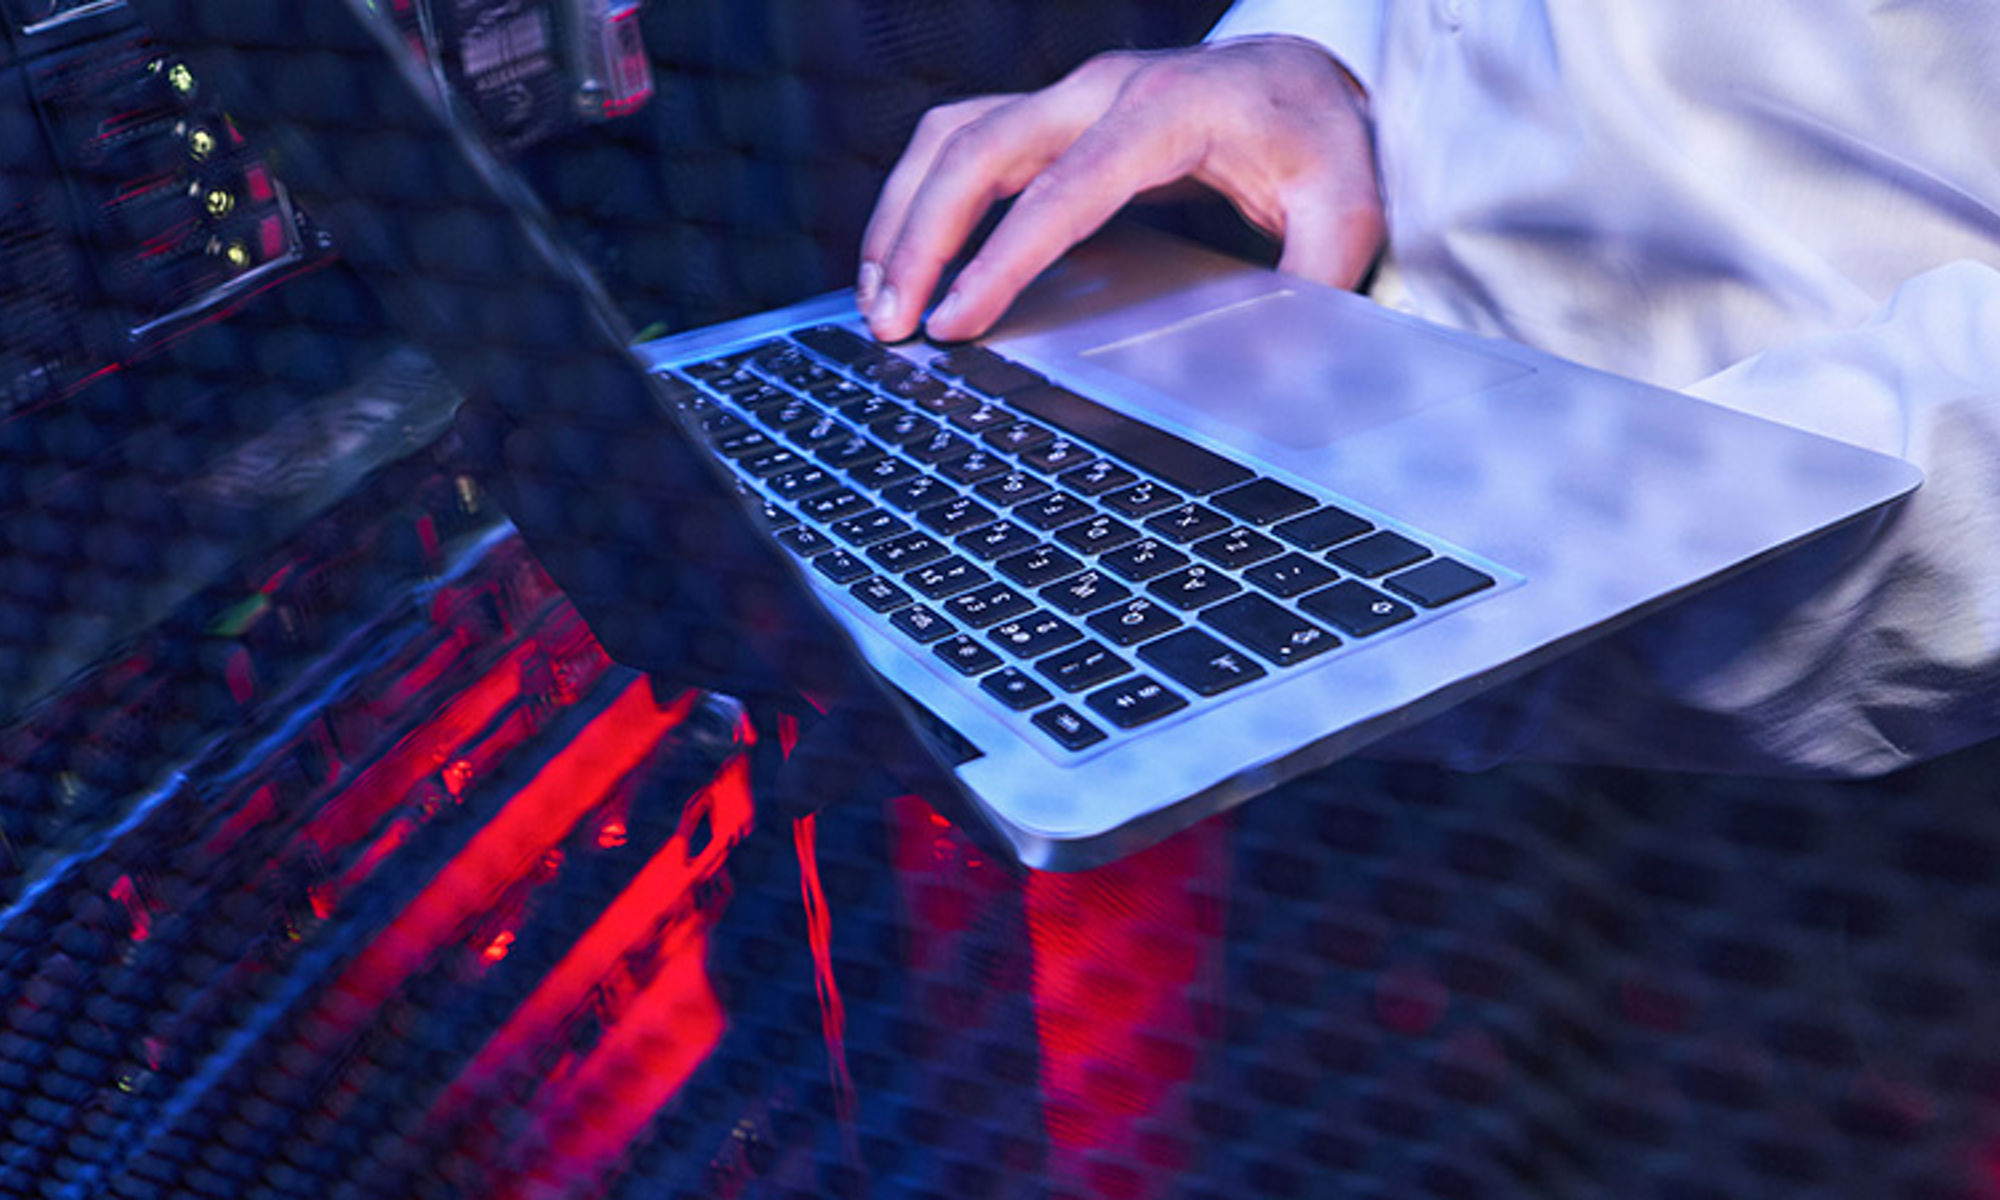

[1007,384,1255,496]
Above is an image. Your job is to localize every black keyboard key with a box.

[910,387,980,416]
[1147,564,1243,610]
[890,604,954,643]
[758,501,797,530]
[794,324,877,366]
[715,428,776,458]
[1193,526,1283,569]
[983,421,1055,456]
[1385,557,1495,607]
[1016,492,1094,531]
[817,435,886,470]
[958,520,1041,561]
[685,353,749,383]
[1200,594,1338,666]
[850,456,923,491]
[988,613,1082,658]
[834,391,901,423]
[1087,597,1182,646]
[1060,459,1139,496]
[811,549,871,583]
[761,396,821,433]
[1021,436,1094,474]
[1299,580,1415,637]
[981,668,1053,711]
[812,378,871,407]
[735,383,792,412]
[830,509,909,546]
[791,415,852,450]
[856,353,918,388]
[775,526,830,556]
[1098,538,1190,582]
[940,450,1011,484]
[1213,478,1316,524]
[977,470,1054,506]
[882,475,956,511]
[907,429,977,465]
[944,582,1034,628]
[797,488,871,523]
[1102,480,1183,518]
[935,634,1003,676]
[1274,505,1374,550]
[869,531,950,571]
[996,544,1084,588]
[948,401,1016,434]
[917,495,996,536]
[869,410,935,446]
[1032,704,1107,751]
[1040,570,1132,615]
[1138,629,1269,696]
[849,575,912,612]
[1037,640,1131,692]
[907,555,991,599]
[696,411,750,442]
[930,345,1046,396]
[1054,515,1141,555]
[1009,383,1256,495]
[1085,675,1188,730]
[1145,503,1233,544]
[881,368,950,406]
[1242,552,1339,598]
[767,465,841,500]
[1329,530,1430,577]
[741,447,807,477]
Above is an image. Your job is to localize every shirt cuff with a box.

[1205,0,1385,96]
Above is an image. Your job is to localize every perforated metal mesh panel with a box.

[7,1,1998,1198]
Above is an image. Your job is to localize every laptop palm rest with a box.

[1073,287,1536,450]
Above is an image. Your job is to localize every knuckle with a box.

[912,97,986,146]
[933,118,1003,177]
[1117,57,1200,110]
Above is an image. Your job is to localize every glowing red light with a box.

[481,930,515,963]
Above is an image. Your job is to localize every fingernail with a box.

[927,290,964,336]
[856,261,881,308]
[869,283,901,335]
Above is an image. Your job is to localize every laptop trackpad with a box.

[1077,290,1535,450]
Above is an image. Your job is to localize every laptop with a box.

[142,0,1922,869]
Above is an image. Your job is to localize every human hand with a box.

[857,35,1385,343]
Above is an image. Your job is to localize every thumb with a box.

[1274,193,1386,291]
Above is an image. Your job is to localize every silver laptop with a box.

[155,0,1921,870]
[634,226,1920,868]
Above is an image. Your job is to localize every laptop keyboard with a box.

[659,324,1503,757]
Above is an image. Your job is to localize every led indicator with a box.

[205,189,235,218]
[167,63,195,94]
[188,127,216,160]
[223,240,250,269]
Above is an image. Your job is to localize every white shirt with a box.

[1209,0,2000,776]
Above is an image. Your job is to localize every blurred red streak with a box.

[311,678,695,1040]
[480,757,752,1197]
[301,637,538,860]
[439,754,749,1109]
[1025,818,1229,1198]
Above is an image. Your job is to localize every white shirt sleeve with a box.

[1204,0,1387,95]
[1374,259,2000,778]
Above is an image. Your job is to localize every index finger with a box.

[858,95,1010,309]
[866,54,1150,340]
[921,95,1200,342]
